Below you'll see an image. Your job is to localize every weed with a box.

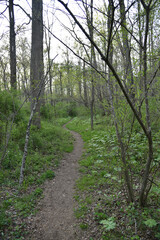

[74,203,88,219]
[94,212,107,221]
[143,218,157,228]
[80,223,88,230]
[43,170,55,180]
[100,217,116,231]
[33,188,43,197]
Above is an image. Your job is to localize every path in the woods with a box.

[28,123,84,240]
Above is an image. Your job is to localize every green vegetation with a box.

[0,91,160,239]
[0,93,73,239]
[1,0,160,239]
[67,117,160,240]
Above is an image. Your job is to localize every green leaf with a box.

[144,219,157,228]
[100,217,116,231]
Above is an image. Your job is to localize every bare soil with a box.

[27,124,84,240]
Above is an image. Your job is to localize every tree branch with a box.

[58,0,148,137]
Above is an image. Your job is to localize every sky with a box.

[0,0,87,63]
[0,0,107,65]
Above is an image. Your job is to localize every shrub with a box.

[40,104,55,120]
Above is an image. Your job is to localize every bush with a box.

[55,102,77,118]
[0,90,16,117]
[0,90,26,123]
[40,104,55,120]
[66,102,77,117]
[76,105,90,117]
[1,143,22,169]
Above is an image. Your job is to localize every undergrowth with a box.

[67,117,160,240]
[0,96,73,240]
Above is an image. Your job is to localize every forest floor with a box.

[26,123,84,240]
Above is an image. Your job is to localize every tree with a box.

[57,0,158,206]
[84,0,96,129]
[9,0,16,89]
[30,0,44,128]
[119,0,134,100]
[17,37,30,98]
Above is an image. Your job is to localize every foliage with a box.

[68,116,160,240]
[0,90,18,118]
[54,102,77,118]
[144,219,157,228]
[0,96,73,239]
[40,103,55,120]
[100,217,116,231]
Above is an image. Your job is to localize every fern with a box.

[100,217,116,231]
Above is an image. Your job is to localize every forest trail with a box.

[28,123,84,240]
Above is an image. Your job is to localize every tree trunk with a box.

[83,61,88,107]
[119,0,134,101]
[139,1,153,206]
[19,80,44,185]
[107,0,134,202]
[87,0,95,130]
[9,0,16,90]
[30,0,44,129]
[138,1,143,93]
[59,70,63,97]
[77,61,82,100]
[45,28,53,105]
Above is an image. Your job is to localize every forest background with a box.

[0,0,160,239]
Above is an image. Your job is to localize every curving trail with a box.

[28,124,84,240]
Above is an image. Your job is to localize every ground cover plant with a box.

[0,98,73,240]
[67,117,160,240]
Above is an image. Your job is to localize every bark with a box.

[83,61,88,107]
[59,70,63,97]
[85,0,96,129]
[65,49,71,98]
[30,0,44,129]
[9,0,16,89]
[107,0,134,202]
[78,61,82,99]
[45,28,53,105]
[139,1,153,206]
[138,1,143,92]
[119,0,134,101]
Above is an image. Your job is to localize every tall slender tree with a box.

[30,0,44,128]
[119,0,134,100]
[9,0,16,89]
[58,0,157,206]
[84,0,96,129]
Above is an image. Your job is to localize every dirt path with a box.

[28,124,83,240]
